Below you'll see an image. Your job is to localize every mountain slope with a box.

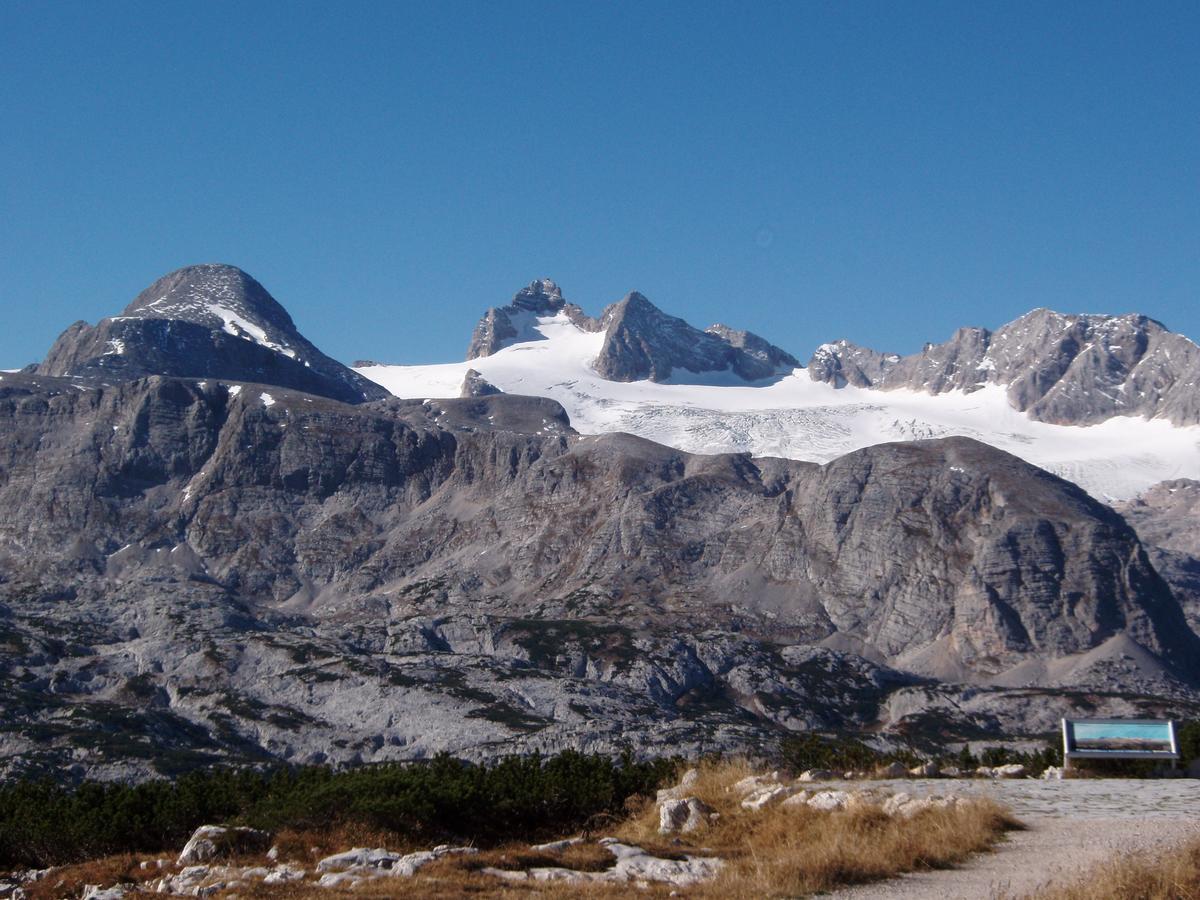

[0,364,1197,778]
[38,264,387,404]
[358,301,1200,501]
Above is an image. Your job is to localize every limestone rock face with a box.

[460,368,502,398]
[36,264,387,405]
[593,292,796,382]
[0,363,1197,779]
[1115,479,1200,631]
[807,310,1200,426]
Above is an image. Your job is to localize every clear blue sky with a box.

[2,1,1197,368]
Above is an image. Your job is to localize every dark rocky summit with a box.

[466,279,600,359]
[460,368,502,398]
[592,293,798,382]
[808,309,1200,426]
[37,264,387,405]
[1,267,1199,781]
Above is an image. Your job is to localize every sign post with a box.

[1061,719,1180,771]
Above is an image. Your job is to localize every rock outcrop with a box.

[0,363,1197,779]
[593,292,797,382]
[1116,479,1200,631]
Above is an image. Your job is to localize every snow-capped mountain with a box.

[38,264,387,404]
[358,282,1200,501]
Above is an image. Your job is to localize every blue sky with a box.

[2,1,1197,368]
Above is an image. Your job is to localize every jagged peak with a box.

[509,278,565,313]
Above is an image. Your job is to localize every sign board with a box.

[1062,718,1179,764]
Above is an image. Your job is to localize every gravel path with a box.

[829,779,1200,899]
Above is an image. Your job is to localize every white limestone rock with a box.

[656,767,700,802]
[659,797,715,833]
[177,825,271,865]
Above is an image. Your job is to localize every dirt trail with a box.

[833,814,1200,899]
[824,777,1200,899]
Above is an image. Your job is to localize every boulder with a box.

[780,790,813,808]
[603,839,725,886]
[797,769,835,782]
[1040,766,1065,780]
[263,864,307,884]
[659,797,715,833]
[730,773,782,796]
[806,790,850,811]
[81,888,130,900]
[909,761,940,777]
[656,768,700,802]
[177,826,271,865]
[876,761,909,779]
[988,763,1027,777]
[317,847,403,872]
[741,784,800,811]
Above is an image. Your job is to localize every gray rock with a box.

[593,292,797,382]
[178,825,271,865]
[808,310,1200,426]
[1115,480,1200,631]
[36,264,387,405]
[460,368,502,398]
[658,796,714,833]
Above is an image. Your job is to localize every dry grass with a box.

[22,853,164,899]
[24,759,1019,899]
[615,757,1021,898]
[1029,836,1200,900]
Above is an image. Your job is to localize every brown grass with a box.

[28,760,1019,899]
[22,854,164,899]
[1029,836,1200,900]
[615,757,1021,898]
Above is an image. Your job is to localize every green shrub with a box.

[779,733,917,773]
[0,750,675,868]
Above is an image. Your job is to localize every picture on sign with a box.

[1070,721,1174,753]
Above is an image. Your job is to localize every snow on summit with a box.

[358,288,1200,502]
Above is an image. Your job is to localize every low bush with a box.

[0,750,676,869]
[779,733,917,773]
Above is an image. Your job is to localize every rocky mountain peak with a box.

[808,307,1200,426]
[36,264,388,404]
[121,264,297,339]
[466,279,598,360]
[510,279,565,314]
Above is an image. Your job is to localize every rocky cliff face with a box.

[1116,480,1200,632]
[0,363,1196,780]
[3,267,1200,782]
[592,294,799,382]
[37,264,387,405]
[808,310,1200,426]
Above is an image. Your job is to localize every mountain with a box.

[808,309,1200,427]
[466,281,798,383]
[360,287,1200,501]
[3,267,1200,781]
[37,264,387,405]
[1,366,1197,780]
